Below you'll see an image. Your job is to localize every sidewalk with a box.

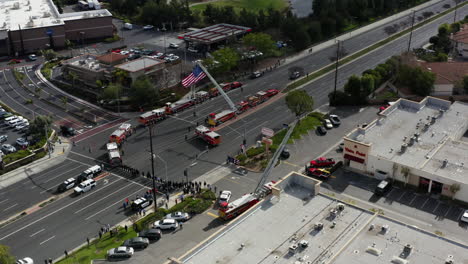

[0,137,72,189]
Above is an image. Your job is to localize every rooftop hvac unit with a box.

[400,144,407,153]
[442,159,448,168]
[13,2,20,9]
[391,256,409,264]
[431,116,437,124]
[365,246,381,256]
[445,255,454,264]
[43,12,51,17]
[408,137,415,146]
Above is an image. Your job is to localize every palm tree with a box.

[61,96,68,111]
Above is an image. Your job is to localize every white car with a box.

[15,124,28,131]
[107,246,134,259]
[16,257,34,264]
[323,119,333,129]
[169,43,179,49]
[143,25,154,30]
[219,190,232,205]
[16,137,29,147]
[120,50,130,55]
[153,218,178,230]
[461,209,468,223]
[165,211,190,222]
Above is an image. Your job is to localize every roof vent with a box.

[13,2,20,9]
[426,115,431,120]
[391,256,409,264]
[431,116,437,124]
[439,109,445,116]
[408,137,415,146]
[423,123,430,131]
[400,144,407,153]
[442,159,448,168]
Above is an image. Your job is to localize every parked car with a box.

[374,180,392,196]
[219,190,232,205]
[138,228,162,241]
[16,138,29,148]
[143,25,154,30]
[123,237,150,249]
[310,157,336,168]
[323,119,333,129]
[60,125,76,136]
[128,54,141,60]
[28,54,37,61]
[289,71,300,80]
[141,49,153,55]
[107,246,134,259]
[0,135,7,143]
[168,43,179,49]
[120,50,130,55]
[2,144,16,154]
[281,148,290,159]
[265,89,279,97]
[131,197,153,211]
[57,178,77,192]
[165,211,190,222]
[16,257,34,264]
[337,142,344,151]
[250,71,263,79]
[306,168,331,178]
[316,126,327,135]
[460,210,468,223]
[329,114,341,126]
[153,219,178,230]
[73,179,96,194]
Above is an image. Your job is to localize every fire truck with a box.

[109,129,127,144]
[218,181,276,220]
[165,98,194,114]
[255,91,268,103]
[118,123,133,136]
[194,91,210,103]
[236,101,250,113]
[139,108,166,125]
[247,95,261,107]
[221,81,243,91]
[305,167,331,179]
[195,125,221,146]
[106,142,122,167]
[206,110,236,126]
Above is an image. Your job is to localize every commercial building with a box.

[115,57,166,83]
[343,97,468,202]
[169,172,468,264]
[0,0,113,56]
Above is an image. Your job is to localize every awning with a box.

[344,154,364,164]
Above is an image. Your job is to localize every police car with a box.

[131,197,153,211]
[57,178,76,192]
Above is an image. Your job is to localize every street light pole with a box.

[45,123,51,158]
[407,10,416,52]
[332,40,340,102]
[148,124,158,212]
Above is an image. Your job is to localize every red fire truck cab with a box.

[236,101,250,113]
[207,110,236,126]
[165,98,194,114]
[109,129,126,144]
[139,108,166,125]
[195,125,221,146]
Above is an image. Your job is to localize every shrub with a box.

[246,146,265,158]
[307,112,324,120]
[199,189,216,200]
[3,150,33,164]
[135,208,167,230]
[104,34,121,43]
[186,199,213,214]
[168,197,194,213]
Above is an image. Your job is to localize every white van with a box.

[8,119,20,128]
[78,165,102,181]
[4,116,18,123]
[124,23,133,30]
[74,179,96,194]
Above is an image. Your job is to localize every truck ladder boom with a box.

[197,62,238,112]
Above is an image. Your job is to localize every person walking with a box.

[180,222,183,230]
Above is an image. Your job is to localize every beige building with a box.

[343,97,468,202]
[114,57,166,83]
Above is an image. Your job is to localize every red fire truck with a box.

[118,123,133,136]
[218,181,276,220]
[236,101,250,114]
[195,125,221,146]
[109,129,127,144]
[165,98,194,114]
[265,89,279,97]
[206,110,236,126]
[221,81,243,91]
[106,142,122,167]
[139,108,166,125]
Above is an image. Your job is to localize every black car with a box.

[128,54,141,60]
[123,237,150,249]
[289,71,301,80]
[138,228,162,241]
[250,71,263,79]
[281,148,290,159]
[60,125,76,137]
[317,126,327,135]
[374,180,392,195]
[329,115,341,126]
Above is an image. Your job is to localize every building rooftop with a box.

[451,24,468,44]
[96,52,128,64]
[63,54,108,72]
[178,23,251,44]
[0,0,111,31]
[179,172,468,264]
[419,61,468,85]
[346,97,468,184]
[115,57,164,72]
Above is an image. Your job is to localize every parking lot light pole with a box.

[148,124,158,212]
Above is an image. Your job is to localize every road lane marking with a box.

[22,162,73,184]
[43,165,83,184]
[0,177,122,241]
[30,228,45,237]
[39,235,55,245]
[206,212,218,218]
[0,199,9,205]
[3,203,18,211]
[223,178,241,185]
[84,187,146,220]
[283,161,302,168]
[74,182,134,214]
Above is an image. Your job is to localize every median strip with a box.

[284,1,468,92]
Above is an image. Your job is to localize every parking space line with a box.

[206,212,218,218]
[30,228,45,237]
[408,195,417,205]
[456,208,464,220]
[0,199,9,205]
[444,206,453,217]
[385,188,397,198]
[420,197,430,208]
[84,187,146,220]
[432,201,441,213]
[223,178,242,185]
[3,203,18,211]
[39,235,55,245]
[283,161,302,168]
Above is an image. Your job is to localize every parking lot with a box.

[0,112,30,156]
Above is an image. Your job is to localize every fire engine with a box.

[194,91,210,103]
[206,110,236,126]
[218,181,276,220]
[236,101,250,113]
[305,167,331,179]
[139,108,166,125]
[221,81,243,91]
[195,125,221,146]
[165,98,194,114]
[106,142,122,167]
[109,129,127,144]
[310,157,336,168]
[118,123,133,136]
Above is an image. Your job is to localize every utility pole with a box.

[148,124,158,212]
[332,40,340,102]
[454,0,459,23]
[45,123,51,158]
[407,10,416,52]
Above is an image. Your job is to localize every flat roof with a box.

[0,0,111,31]
[62,54,108,72]
[179,172,468,264]
[346,97,468,184]
[115,57,164,72]
[178,23,251,44]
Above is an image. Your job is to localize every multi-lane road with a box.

[0,0,466,261]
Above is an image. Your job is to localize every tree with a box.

[100,83,123,101]
[397,65,435,96]
[29,115,53,139]
[242,33,275,55]
[285,90,314,119]
[0,245,15,264]
[61,96,68,111]
[41,49,58,61]
[113,69,130,86]
[344,75,362,98]
[449,184,461,199]
[361,74,375,97]
[462,76,468,93]
[212,47,240,73]
[35,87,42,98]
[130,76,158,108]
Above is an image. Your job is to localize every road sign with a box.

[262,137,273,145]
[261,127,274,137]
[46,28,54,36]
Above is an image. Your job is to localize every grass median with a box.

[284,2,468,92]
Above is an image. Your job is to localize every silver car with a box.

[154,218,179,230]
[165,211,190,222]
[2,144,16,154]
[107,246,134,258]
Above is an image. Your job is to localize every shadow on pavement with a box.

[202,217,224,231]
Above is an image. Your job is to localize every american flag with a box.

[182,65,206,87]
